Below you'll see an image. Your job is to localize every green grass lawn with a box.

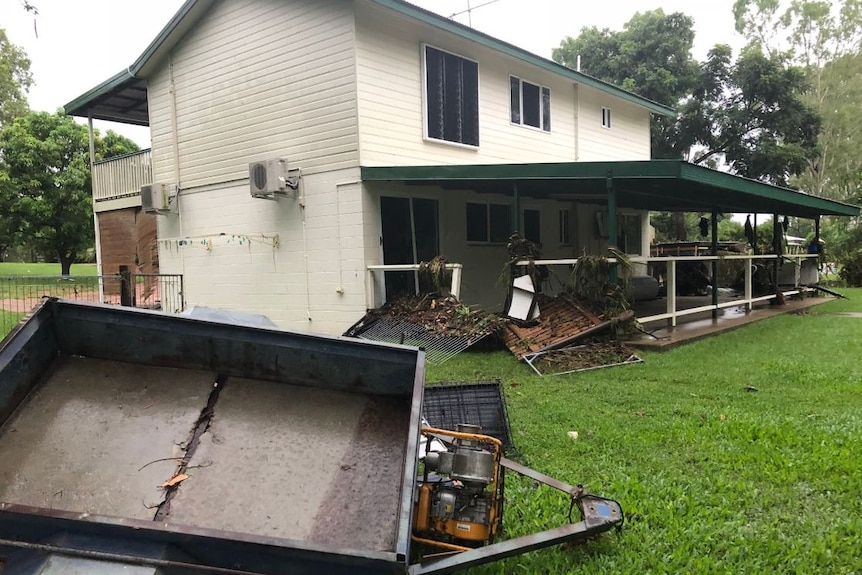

[427,290,862,574]
[0,263,100,339]
[0,262,97,276]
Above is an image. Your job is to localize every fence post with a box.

[119,265,135,307]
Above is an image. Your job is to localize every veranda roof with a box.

[361,160,859,219]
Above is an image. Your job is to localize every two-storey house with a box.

[66,0,857,334]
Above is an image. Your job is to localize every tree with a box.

[676,44,821,187]
[733,1,862,257]
[553,10,700,158]
[0,112,139,275]
[0,29,33,127]
[555,10,821,241]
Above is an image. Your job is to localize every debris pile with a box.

[343,295,506,364]
[524,341,642,376]
[362,294,507,339]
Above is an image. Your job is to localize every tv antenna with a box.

[449,0,500,27]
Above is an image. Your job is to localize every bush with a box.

[838,251,862,286]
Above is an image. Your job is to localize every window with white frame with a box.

[466,202,511,243]
[559,209,571,245]
[424,45,480,147]
[510,76,550,132]
[601,107,612,129]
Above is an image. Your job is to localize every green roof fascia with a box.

[679,162,860,217]
[360,160,860,217]
[63,69,137,118]
[129,0,213,76]
[367,0,677,118]
[361,160,681,182]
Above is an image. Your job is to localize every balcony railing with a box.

[92,149,152,202]
[366,263,463,309]
[514,253,820,327]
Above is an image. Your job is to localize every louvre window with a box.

[425,45,480,147]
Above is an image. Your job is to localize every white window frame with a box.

[602,107,612,129]
[421,43,481,150]
[510,75,551,132]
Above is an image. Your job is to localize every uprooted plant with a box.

[569,247,634,323]
[418,255,452,295]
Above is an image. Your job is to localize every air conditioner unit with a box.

[141,183,178,214]
[249,159,288,198]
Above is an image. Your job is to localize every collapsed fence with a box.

[0,273,183,339]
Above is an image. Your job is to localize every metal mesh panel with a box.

[423,381,512,450]
[355,318,490,365]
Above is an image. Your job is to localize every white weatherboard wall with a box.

[158,168,368,334]
[354,2,577,166]
[577,86,651,161]
[147,0,359,188]
[147,0,368,333]
[354,1,653,167]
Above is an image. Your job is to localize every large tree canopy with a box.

[676,44,821,186]
[553,10,822,241]
[0,112,139,275]
[553,10,700,158]
[0,29,33,127]
[733,0,862,259]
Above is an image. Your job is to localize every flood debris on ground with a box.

[524,340,642,376]
[343,294,507,364]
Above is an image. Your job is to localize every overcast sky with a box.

[0,0,744,146]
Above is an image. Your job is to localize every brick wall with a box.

[98,209,158,295]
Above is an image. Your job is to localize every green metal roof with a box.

[360,160,860,218]
[65,0,676,123]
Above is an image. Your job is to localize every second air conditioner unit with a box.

[249,158,288,198]
[141,183,178,214]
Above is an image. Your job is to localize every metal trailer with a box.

[0,299,621,575]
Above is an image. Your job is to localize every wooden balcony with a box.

[92,149,152,210]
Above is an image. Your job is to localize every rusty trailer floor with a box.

[0,356,410,553]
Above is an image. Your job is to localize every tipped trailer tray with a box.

[0,299,622,575]
[0,299,423,575]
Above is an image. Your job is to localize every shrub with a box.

[838,251,862,286]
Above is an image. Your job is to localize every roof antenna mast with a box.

[449,0,500,28]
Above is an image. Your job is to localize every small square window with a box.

[602,107,612,129]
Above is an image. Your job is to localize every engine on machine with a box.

[413,424,504,552]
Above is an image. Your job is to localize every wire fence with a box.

[0,273,184,340]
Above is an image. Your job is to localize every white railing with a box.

[366,263,463,309]
[92,149,152,202]
[515,253,820,327]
